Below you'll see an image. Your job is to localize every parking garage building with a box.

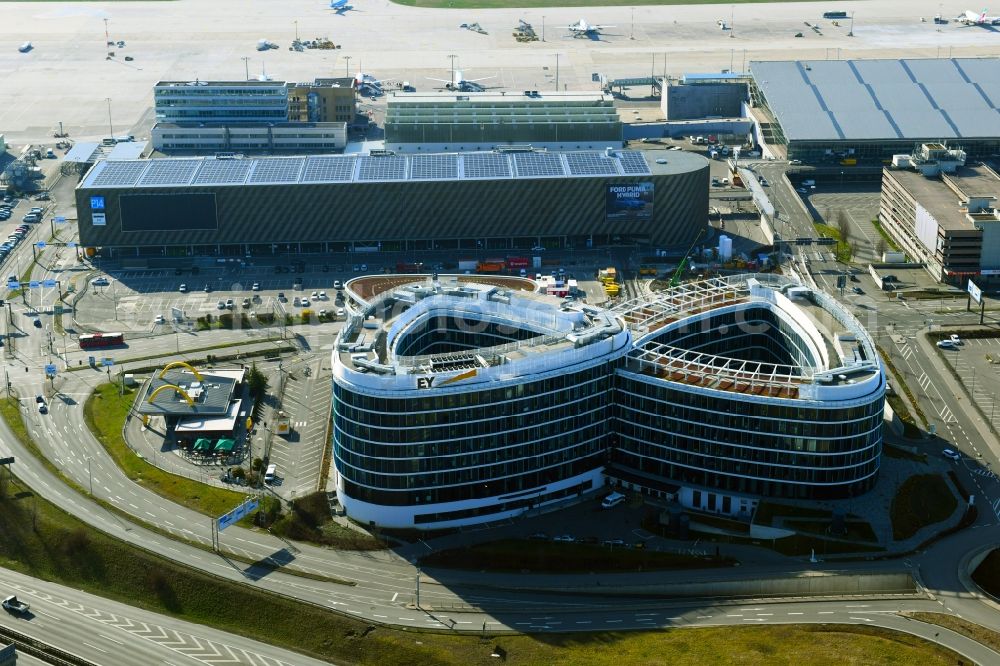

[75,149,708,257]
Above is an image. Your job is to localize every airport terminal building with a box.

[74,149,708,256]
[332,274,885,530]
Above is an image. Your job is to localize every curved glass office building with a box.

[332,274,885,529]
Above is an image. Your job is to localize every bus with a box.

[79,332,125,349]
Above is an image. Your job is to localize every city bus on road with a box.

[78,332,125,349]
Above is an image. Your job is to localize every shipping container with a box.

[477,261,505,274]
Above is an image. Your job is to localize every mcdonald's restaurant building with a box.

[137,364,251,444]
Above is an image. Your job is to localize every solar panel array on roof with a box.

[302,156,356,183]
[137,159,201,186]
[192,159,254,185]
[410,155,459,180]
[512,152,566,178]
[751,58,1000,142]
[89,161,150,187]
[462,153,511,179]
[618,151,651,175]
[565,152,620,176]
[357,156,407,181]
[81,150,668,189]
[248,158,305,183]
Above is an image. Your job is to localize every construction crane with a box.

[668,228,707,287]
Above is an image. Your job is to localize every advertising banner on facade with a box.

[606,182,654,222]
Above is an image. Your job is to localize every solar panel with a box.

[565,151,619,176]
[302,156,356,183]
[137,159,201,186]
[512,152,566,178]
[618,151,651,175]
[356,156,407,181]
[89,161,150,187]
[462,153,511,179]
[410,155,458,180]
[192,159,253,185]
[248,158,306,184]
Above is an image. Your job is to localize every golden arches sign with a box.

[158,361,203,381]
[147,383,195,406]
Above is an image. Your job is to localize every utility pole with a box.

[630,7,635,40]
[105,98,114,140]
[730,5,735,38]
[848,11,855,37]
[555,53,560,91]
[241,56,250,81]
[294,20,299,42]
[541,15,545,42]
[103,18,110,47]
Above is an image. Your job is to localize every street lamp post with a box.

[345,55,351,78]
[241,56,250,81]
[105,98,114,140]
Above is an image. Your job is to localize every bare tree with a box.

[875,238,888,260]
[836,210,850,243]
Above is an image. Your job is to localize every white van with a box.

[264,464,277,484]
[601,491,626,509]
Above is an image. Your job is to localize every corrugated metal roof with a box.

[750,58,1000,142]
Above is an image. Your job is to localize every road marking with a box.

[606,619,623,623]
[575,621,592,625]
[98,633,124,645]
[391,592,399,602]
[850,617,872,622]
[726,614,743,618]
[696,615,713,619]
[82,642,108,654]
[787,612,804,615]
[845,605,869,608]
[817,611,835,615]
[743,618,766,622]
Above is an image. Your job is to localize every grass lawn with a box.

[871,218,902,253]
[904,612,1000,655]
[420,539,735,573]
[890,474,957,541]
[972,547,1000,599]
[392,0,823,8]
[83,383,248,518]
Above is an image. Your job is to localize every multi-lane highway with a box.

[0,568,330,666]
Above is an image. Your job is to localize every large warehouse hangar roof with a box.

[750,58,1000,142]
[80,149,662,190]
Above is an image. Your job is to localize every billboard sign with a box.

[44,364,57,377]
[42,279,56,288]
[90,196,105,210]
[968,279,982,304]
[217,497,259,531]
[606,182,654,222]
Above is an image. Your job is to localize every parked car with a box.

[936,339,958,349]
[216,300,226,310]
[950,334,962,345]
[154,314,166,324]
[91,276,110,287]
[252,282,260,291]
[178,283,188,293]
[942,448,961,461]
[225,298,234,309]
[552,534,575,543]
[264,464,277,484]
[852,287,864,295]
[601,491,626,509]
